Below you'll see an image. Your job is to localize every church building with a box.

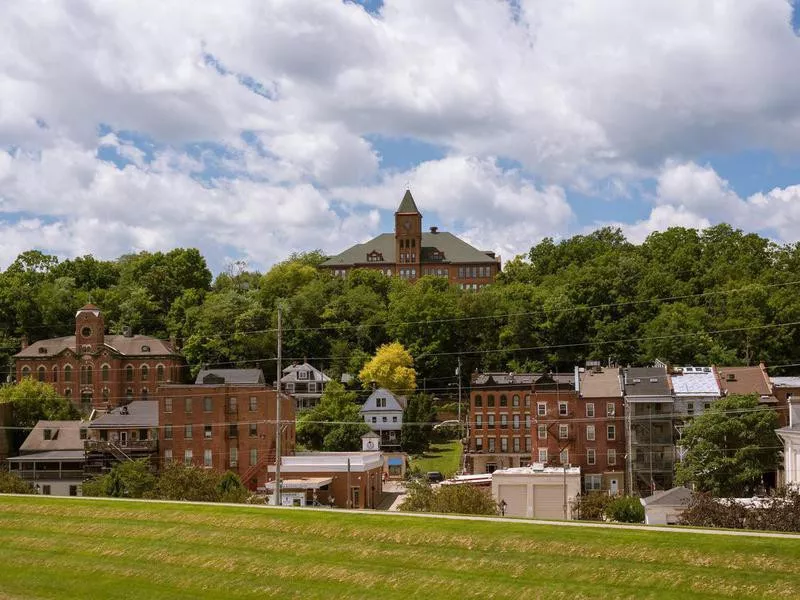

[320,191,500,289]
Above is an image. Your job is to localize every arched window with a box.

[64,365,73,382]
[487,394,495,407]
[512,394,520,407]
[101,364,110,382]
[80,365,92,385]
[21,366,31,379]
[52,366,59,383]
[64,388,72,398]
[125,365,134,382]
[500,394,508,407]
[141,365,149,381]
[474,394,483,407]
[156,364,165,382]
[102,388,109,403]
[37,366,46,382]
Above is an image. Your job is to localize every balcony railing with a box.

[13,469,86,480]
[85,439,158,452]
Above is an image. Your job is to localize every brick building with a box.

[14,304,185,411]
[465,373,537,474]
[320,191,501,289]
[575,366,626,494]
[157,369,295,490]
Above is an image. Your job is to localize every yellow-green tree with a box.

[358,342,417,394]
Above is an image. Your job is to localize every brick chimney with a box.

[20,335,28,350]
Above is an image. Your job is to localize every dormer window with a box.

[43,429,53,441]
[38,347,48,354]
[298,370,309,380]
[366,251,384,263]
[141,345,151,352]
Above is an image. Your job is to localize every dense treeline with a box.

[3,224,800,393]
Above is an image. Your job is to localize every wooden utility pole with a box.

[273,304,283,506]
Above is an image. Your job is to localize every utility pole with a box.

[273,303,283,507]
[457,355,463,438]
[346,458,352,509]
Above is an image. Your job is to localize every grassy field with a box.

[1,496,800,599]
[410,440,462,476]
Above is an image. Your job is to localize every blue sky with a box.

[2,0,800,272]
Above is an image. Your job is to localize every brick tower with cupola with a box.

[395,190,423,280]
[75,304,105,353]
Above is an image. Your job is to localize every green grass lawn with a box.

[1,496,799,600]
[410,440,462,476]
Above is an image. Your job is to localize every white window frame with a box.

[558,424,569,439]
[607,403,616,417]
[586,425,595,441]
[587,448,596,465]
[184,449,193,465]
[538,448,548,463]
[538,424,547,440]
[608,449,617,466]
[586,403,595,418]
[585,474,602,491]
[537,402,547,416]
[559,402,568,416]
[204,449,212,467]
[607,424,616,441]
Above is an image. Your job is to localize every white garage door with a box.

[533,486,564,520]
[498,484,527,518]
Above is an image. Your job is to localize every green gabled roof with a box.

[396,190,420,214]
[320,231,497,267]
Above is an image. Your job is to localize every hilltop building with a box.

[320,191,501,290]
[13,304,185,411]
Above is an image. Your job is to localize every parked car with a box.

[427,471,444,483]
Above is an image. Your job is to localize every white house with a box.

[776,397,800,486]
[360,388,405,450]
[492,464,582,520]
[640,487,693,525]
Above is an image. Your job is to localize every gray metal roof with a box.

[360,388,406,412]
[8,450,86,462]
[622,367,672,396]
[670,367,721,397]
[640,486,693,507]
[194,369,265,385]
[88,401,158,429]
[321,231,497,267]
[771,377,800,388]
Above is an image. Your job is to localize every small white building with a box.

[640,487,693,525]
[776,398,800,486]
[492,464,582,520]
[360,388,405,450]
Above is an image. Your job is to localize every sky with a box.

[2,0,800,273]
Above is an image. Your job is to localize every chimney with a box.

[430,226,438,234]
[122,326,133,338]
[20,335,29,350]
[574,366,580,394]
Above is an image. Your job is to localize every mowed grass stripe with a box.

[0,497,798,599]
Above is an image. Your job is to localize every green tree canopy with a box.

[675,395,781,497]
[296,381,369,452]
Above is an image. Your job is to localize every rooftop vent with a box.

[726,374,736,382]
[430,226,439,234]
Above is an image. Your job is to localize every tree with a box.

[217,471,250,503]
[675,395,780,497]
[82,459,156,498]
[359,342,416,394]
[0,380,80,451]
[147,462,224,502]
[296,382,369,451]
[604,496,645,523]
[401,393,436,455]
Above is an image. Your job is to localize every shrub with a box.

[0,471,36,494]
[571,492,612,521]
[399,480,497,515]
[680,488,800,532]
[81,459,156,498]
[605,496,645,523]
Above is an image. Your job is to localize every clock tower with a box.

[395,190,422,277]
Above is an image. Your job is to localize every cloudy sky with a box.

[2,0,800,272]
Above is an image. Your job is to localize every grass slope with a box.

[1,496,799,600]
[410,440,462,476]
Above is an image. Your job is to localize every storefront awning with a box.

[387,458,403,466]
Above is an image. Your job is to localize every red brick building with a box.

[465,373,537,474]
[157,369,295,490]
[320,191,501,289]
[466,368,626,494]
[14,304,185,411]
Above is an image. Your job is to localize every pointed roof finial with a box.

[396,189,420,214]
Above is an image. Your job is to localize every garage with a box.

[498,484,527,517]
[491,465,581,520]
[533,485,564,520]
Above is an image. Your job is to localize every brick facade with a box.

[156,383,295,489]
[14,304,185,411]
